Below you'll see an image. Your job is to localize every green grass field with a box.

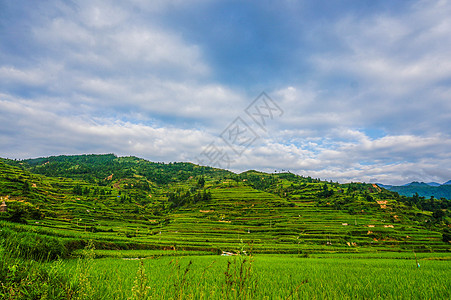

[2,238,449,299]
[1,155,450,298]
[44,252,451,299]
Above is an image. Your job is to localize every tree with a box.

[73,184,83,195]
[22,181,30,193]
[432,209,445,221]
[198,176,205,188]
[318,184,333,198]
[443,228,451,243]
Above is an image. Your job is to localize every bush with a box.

[443,228,451,243]
[0,200,43,224]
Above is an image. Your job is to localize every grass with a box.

[1,156,449,256]
[1,155,450,298]
[49,253,450,299]
[71,249,215,258]
[0,248,75,299]
[4,237,448,299]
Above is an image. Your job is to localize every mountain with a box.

[0,154,449,254]
[383,180,451,199]
[405,181,430,187]
[443,180,451,185]
[376,183,392,189]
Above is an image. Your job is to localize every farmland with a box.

[0,154,450,298]
[2,245,450,299]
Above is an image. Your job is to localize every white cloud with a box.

[0,94,213,161]
[307,0,451,135]
[32,6,209,78]
[1,0,451,185]
[0,1,246,129]
[227,130,451,185]
[0,66,50,87]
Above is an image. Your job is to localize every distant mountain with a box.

[384,181,451,199]
[405,181,430,187]
[377,181,447,190]
[376,183,392,189]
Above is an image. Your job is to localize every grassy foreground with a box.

[56,254,451,299]
[2,245,449,299]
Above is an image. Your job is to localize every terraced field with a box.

[1,155,449,256]
[148,185,447,254]
[1,155,449,299]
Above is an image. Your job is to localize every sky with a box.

[1,0,451,185]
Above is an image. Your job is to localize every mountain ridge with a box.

[0,154,449,254]
[380,181,451,199]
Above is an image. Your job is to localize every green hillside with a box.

[386,183,451,199]
[0,154,450,256]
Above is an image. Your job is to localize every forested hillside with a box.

[384,182,451,200]
[0,154,449,256]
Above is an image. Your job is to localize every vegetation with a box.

[0,154,450,298]
[384,182,451,199]
[1,247,449,299]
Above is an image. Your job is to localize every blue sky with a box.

[1,0,451,185]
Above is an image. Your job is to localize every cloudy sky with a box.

[1,0,451,185]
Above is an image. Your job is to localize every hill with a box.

[383,181,451,199]
[0,154,449,255]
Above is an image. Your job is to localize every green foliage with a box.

[26,254,451,299]
[387,183,451,199]
[1,154,449,257]
[0,227,67,260]
[73,241,96,299]
[23,154,232,185]
[197,176,205,188]
[398,193,451,216]
[169,259,193,300]
[1,154,449,299]
[1,200,42,223]
[0,247,74,299]
[443,228,451,243]
[223,242,257,299]
[130,260,151,300]
[318,183,334,198]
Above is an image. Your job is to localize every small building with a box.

[0,200,7,212]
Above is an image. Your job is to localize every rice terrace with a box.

[0,154,449,299]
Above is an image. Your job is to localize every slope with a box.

[0,155,449,255]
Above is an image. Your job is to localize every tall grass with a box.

[72,240,96,299]
[0,227,68,260]
[129,260,151,300]
[223,255,257,299]
[1,234,449,299]
[54,254,450,299]
[0,246,74,299]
